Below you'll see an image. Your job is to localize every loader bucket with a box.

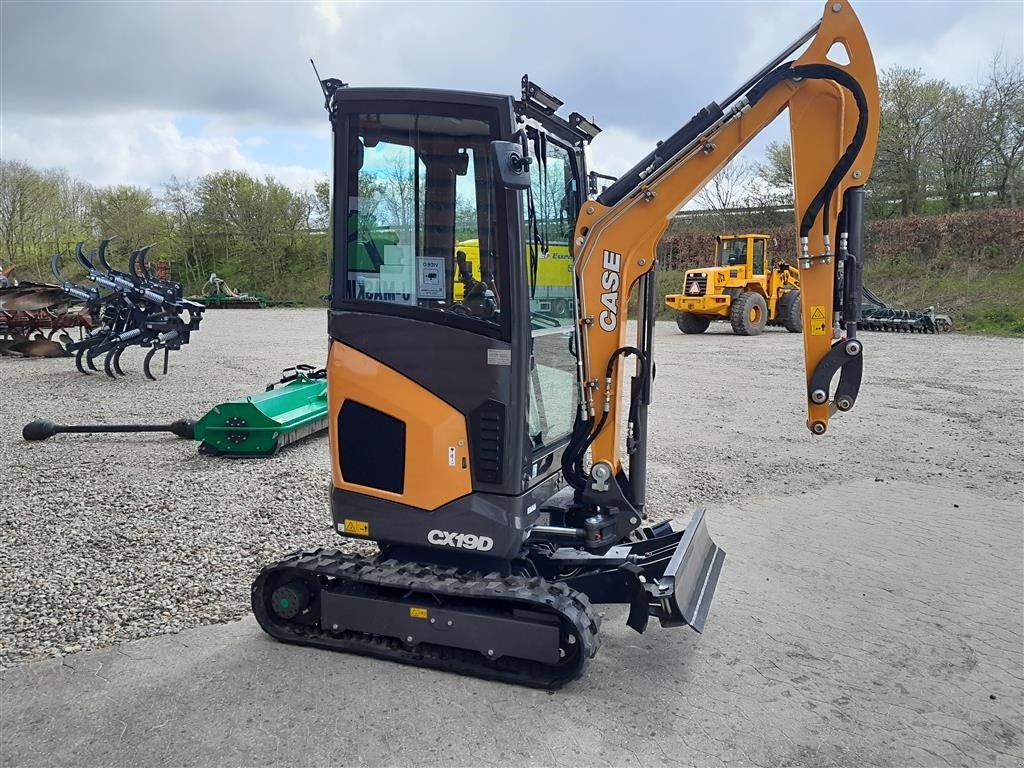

[193,376,328,457]
[653,508,725,632]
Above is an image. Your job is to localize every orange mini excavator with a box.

[253,1,879,687]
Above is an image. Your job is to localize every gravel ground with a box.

[1,310,1021,669]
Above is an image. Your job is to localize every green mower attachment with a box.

[23,365,328,458]
[195,367,327,456]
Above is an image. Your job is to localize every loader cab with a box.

[715,234,768,276]
[324,82,597,559]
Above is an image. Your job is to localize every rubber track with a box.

[251,549,602,689]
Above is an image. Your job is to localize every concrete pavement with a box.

[2,479,1021,767]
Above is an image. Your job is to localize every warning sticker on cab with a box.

[810,305,826,320]
[810,320,828,335]
[343,519,369,536]
[409,607,429,619]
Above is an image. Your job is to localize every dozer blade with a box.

[651,508,725,632]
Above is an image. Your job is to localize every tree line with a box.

[693,56,1023,226]
[1,58,1020,301]
[0,165,332,300]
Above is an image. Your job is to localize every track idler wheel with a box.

[270,582,313,620]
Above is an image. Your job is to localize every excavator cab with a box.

[323,86,592,544]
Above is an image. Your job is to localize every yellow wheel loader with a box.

[665,234,803,335]
[254,1,879,688]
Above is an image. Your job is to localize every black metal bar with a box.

[23,419,195,441]
[843,186,866,335]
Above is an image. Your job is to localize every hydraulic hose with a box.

[562,346,648,491]
[746,62,870,240]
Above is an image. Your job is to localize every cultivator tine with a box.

[103,348,119,378]
[112,345,128,376]
[75,347,91,374]
[74,242,93,272]
[96,237,118,273]
[143,346,159,380]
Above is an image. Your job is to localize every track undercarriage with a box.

[252,511,723,689]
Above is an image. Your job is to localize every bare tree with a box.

[876,67,947,215]
[933,84,988,210]
[977,54,1024,206]
[694,159,757,212]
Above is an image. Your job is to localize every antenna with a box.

[309,58,329,108]
[311,59,347,112]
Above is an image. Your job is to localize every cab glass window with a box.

[717,238,747,267]
[523,130,578,452]
[752,239,765,274]
[344,113,501,326]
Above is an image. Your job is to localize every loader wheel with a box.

[779,290,802,333]
[730,292,768,336]
[675,312,711,334]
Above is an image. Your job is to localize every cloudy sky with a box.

[2,1,1021,192]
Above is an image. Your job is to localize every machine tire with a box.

[552,299,569,318]
[676,312,711,334]
[778,290,802,333]
[730,292,768,336]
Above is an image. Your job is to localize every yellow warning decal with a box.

[810,305,826,320]
[409,607,428,619]
[810,320,828,335]
[343,519,369,536]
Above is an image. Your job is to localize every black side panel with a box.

[338,401,405,493]
[330,470,565,561]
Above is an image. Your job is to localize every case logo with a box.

[428,529,494,552]
[599,250,621,331]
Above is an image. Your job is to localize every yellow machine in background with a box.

[455,239,574,317]
[665,234,802,336]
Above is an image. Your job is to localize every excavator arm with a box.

[562,0,879,512]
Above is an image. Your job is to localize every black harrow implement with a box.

[859,285,952,334]
[51,238,206,379]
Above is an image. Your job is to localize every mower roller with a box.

[23,365,328,457]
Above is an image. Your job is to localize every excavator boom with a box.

[566,1,879,501]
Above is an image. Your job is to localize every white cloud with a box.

[588,125,657,179]
[875,3,1023,85]
[1,112,325,192]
